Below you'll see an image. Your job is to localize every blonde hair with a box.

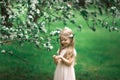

[60,27,74,38]
[59,27,75,60]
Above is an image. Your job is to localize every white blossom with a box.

[28,15,33,19]
[18,33,23,37]
[25,35,29,40]
[35,40,40,45]
[1,50,6,54]
[40,37,44,40]
[36,9,40,14]
[49,45,53,50]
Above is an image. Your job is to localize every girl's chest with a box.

[60,49,67,56]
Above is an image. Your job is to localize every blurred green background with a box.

[0,15,120,80]
[0,1,120,80]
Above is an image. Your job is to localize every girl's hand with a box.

[53,55,59,60]
[57,55,63,59]
[53,55,63,60]
[58,58,62,63]
[53,55,58,64]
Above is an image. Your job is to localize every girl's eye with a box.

[61,39,65,41]
[63,40,66,41]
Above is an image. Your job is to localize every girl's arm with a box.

[60,56,75,66]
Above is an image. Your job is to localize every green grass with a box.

[75,29,120,80]
[0,11,120,80]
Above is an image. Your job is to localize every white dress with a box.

[54,48,77,80]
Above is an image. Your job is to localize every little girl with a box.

[53,27,77,80]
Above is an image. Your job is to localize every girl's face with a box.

[60,36,71,48]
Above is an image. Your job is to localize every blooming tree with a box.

[0,0,120,54]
